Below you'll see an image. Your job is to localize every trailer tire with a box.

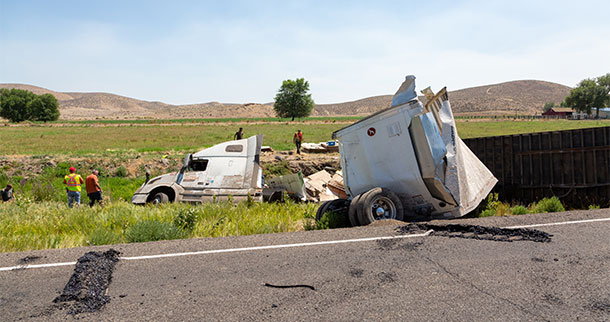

[150,192,169,205]
[315,200,332,221]
[348,194,363,227]
[316,199,350,221]
[358,188,403,225]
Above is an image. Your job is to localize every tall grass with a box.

[0,200,317,252]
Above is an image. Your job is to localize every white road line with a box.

[0,231,432,272]
[121,230,433,261]
[0,261,76,272]
[2,216,609,272]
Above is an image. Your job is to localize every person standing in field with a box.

[1,184,15,202]
[86,169,104,207]
[64,167,84,208]
[293,129,303,154]
[234,127,244,140]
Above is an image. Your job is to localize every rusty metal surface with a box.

[463,126,610,208]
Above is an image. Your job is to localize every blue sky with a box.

[1,0,609,104]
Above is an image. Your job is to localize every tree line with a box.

[0,88,60,122]
[563,73,610,118]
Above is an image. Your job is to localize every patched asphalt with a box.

[0,209,609,321]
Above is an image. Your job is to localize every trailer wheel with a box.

[358,188,403,225]
[150,192,169,205]
[348,194,363,227]
[315,200,332,221]
[316,199,350,222]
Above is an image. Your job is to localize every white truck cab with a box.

[131,135,264,204]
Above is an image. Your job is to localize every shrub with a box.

[530,196,565,213]
[114,166,127,177]
[173,208,198,232]
[588,204,600,210]
[125,220,183,243]
[31,180,57,202]
[263,160,292,177]
[479,209,497,217]
[88,228,122,246]
[313,210,350,230]
[510,205,528,215]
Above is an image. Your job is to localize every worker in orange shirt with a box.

[86,169,104,207]
[63,167,84,208]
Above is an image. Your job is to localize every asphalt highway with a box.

[1,210,609,321]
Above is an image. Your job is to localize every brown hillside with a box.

[449,80,571,115]
[0,80,571,120]
[313,80,571,116]
[0,84,74,101]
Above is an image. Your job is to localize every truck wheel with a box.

[348,194,363,227]
[150,192,169,204]
[357,188,403,225]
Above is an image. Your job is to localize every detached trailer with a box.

[319,76,497,225]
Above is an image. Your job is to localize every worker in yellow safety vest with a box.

[63,167,84,208]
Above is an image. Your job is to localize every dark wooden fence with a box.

[463,126,610,208]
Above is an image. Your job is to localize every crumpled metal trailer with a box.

[319,76,497,225]
[131,135,264,204]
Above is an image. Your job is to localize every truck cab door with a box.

[180,158,209,191]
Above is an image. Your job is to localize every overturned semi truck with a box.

[318,75,497,225]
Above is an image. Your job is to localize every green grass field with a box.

[1,119,609,155]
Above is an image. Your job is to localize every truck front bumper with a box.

[131,193,148,205]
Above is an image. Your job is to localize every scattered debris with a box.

[304,170,346,202]
[301,141,339,153]
[349,268,364,278]
[19,255,42,264]
[397,224,552,243]
[263,283,316,291]
[588,299,610,313]
[53,249,120,314]
[377,271,397,283]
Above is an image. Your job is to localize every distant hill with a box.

[0,80,571,120]
[314,80,571,116]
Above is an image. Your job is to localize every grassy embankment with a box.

[1,119,608,252]
[0,200,317,252]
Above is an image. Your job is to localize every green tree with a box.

[273,78,315,121]
[0,88,35,122]
[0,88,59,122]
[564,73,610,118]
[543,102,555,112]
[29,94,60,122]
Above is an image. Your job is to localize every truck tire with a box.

[150,192,169,204]
[348,194,363,227]
[357,188,404,225]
